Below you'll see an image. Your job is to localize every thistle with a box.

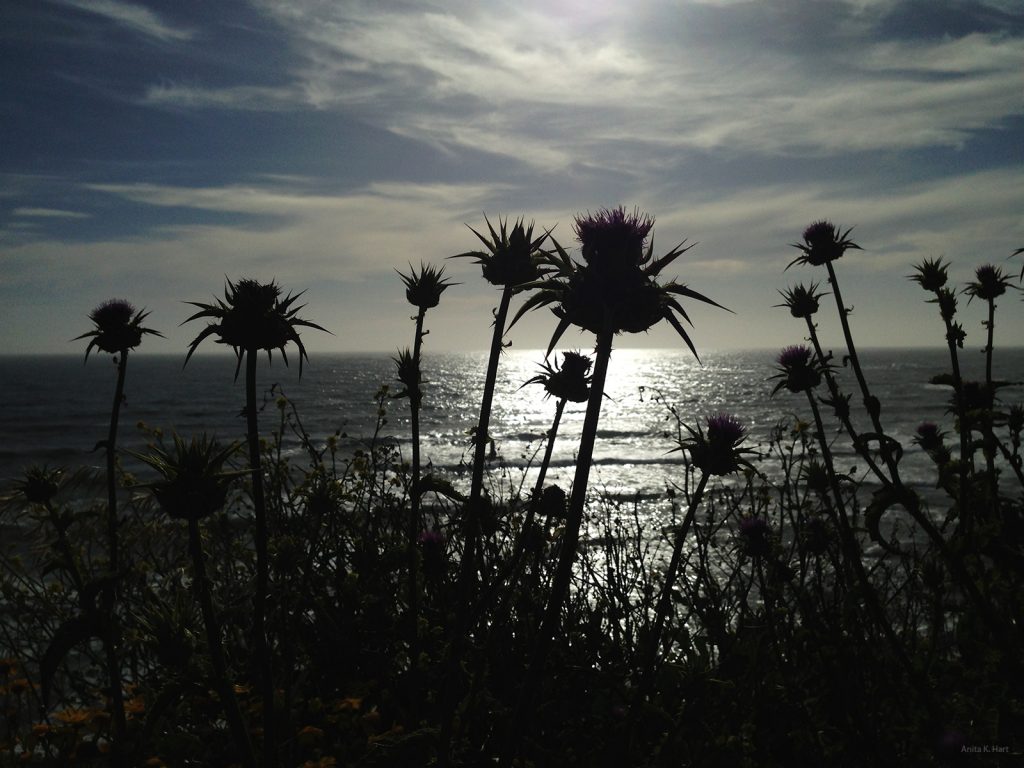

[448,216,549,602]
[394,263,451,674]
[964,264,1014,303]
[75,298,161,762]
[775,283,826,319]
[135,434,255,767]
[787,220,860,269]
[677,413,755,477]
[908,257,949,293]
[134,434,243,522]
[771,345,822,395]
[74,298,162,361]
[184,277,326,766]
[508,206,726,754]
[522,350,592,404]
[451,215,547,287]
[399,262,455,310]
[515,206,725,358]
[184,278,327,379]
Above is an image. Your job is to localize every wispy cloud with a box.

[56,0,194,42]
[12,207,91,219]
[209,0,1023,169]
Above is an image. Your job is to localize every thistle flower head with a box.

[184,278,328,379]
[787,220,860,269]
[511,206,728,359]
[678,413,752,476]
[522,350,593,403]
[574,206,655,271]
[398,262,455,310]
[771,345,822,395]
[930,287,958,322]
[914,421,945,450]
[450,215,547,287]
[392,347,421,405]
[908,257,949,292]
[74,299,162,361]
[16,466,64,506]
[776,282,826,318]
[738,516,772,557]
[965,264,1014,302]
[134,434,243,522]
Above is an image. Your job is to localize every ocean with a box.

[2,348,1023,523]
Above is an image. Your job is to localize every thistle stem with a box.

[407,308,426,672]
[825,261,903,485]
[458,284,514,601]
[103,351,128,765]
[188,517,257,768]
[503,329,613,763]
[639,470,709,698]
[245,350,276,767]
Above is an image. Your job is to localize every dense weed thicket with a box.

[1,213,1022,767]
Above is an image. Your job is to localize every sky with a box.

[1,0,1023,358]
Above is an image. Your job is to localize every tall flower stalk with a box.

[395,264,452,663]
[640,415,753,697]
[964,264,1016,503]
[74,299,161,764]
[438,218,546,767]
[504,206,726,756]
[909,259,972,518]
[135,435,256,768]
[449,217,547,599]
[184,279,326,767]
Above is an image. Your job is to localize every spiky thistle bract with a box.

[908,257,950,293]
[512,206,727,358]
[74,299,162,361]
[787,221,861,269]
[450,215,548,287]
[771,345,823,395]
[964,264,1015,302]
[15,466,65,506]
[398,263,456,310]
[183,278,328,379]
[521,351,592,403]
[134,434,244,522]
[676,413,756,477]
[775,282,827,318]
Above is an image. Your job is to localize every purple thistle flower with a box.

[574,206,655,270]
[778,345,812,369]
[787,220,860,269]
[706,413,746,448]
[679,413,750,476]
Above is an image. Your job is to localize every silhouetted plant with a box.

[74,298,161,763]
[638,414,754,706]
[395,263,453,671]
[184,278,326,767]
[505,206,726,756]
[450,216,547,598]
[135,434,255,768]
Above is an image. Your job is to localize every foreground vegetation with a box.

[1,214,1022,766]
